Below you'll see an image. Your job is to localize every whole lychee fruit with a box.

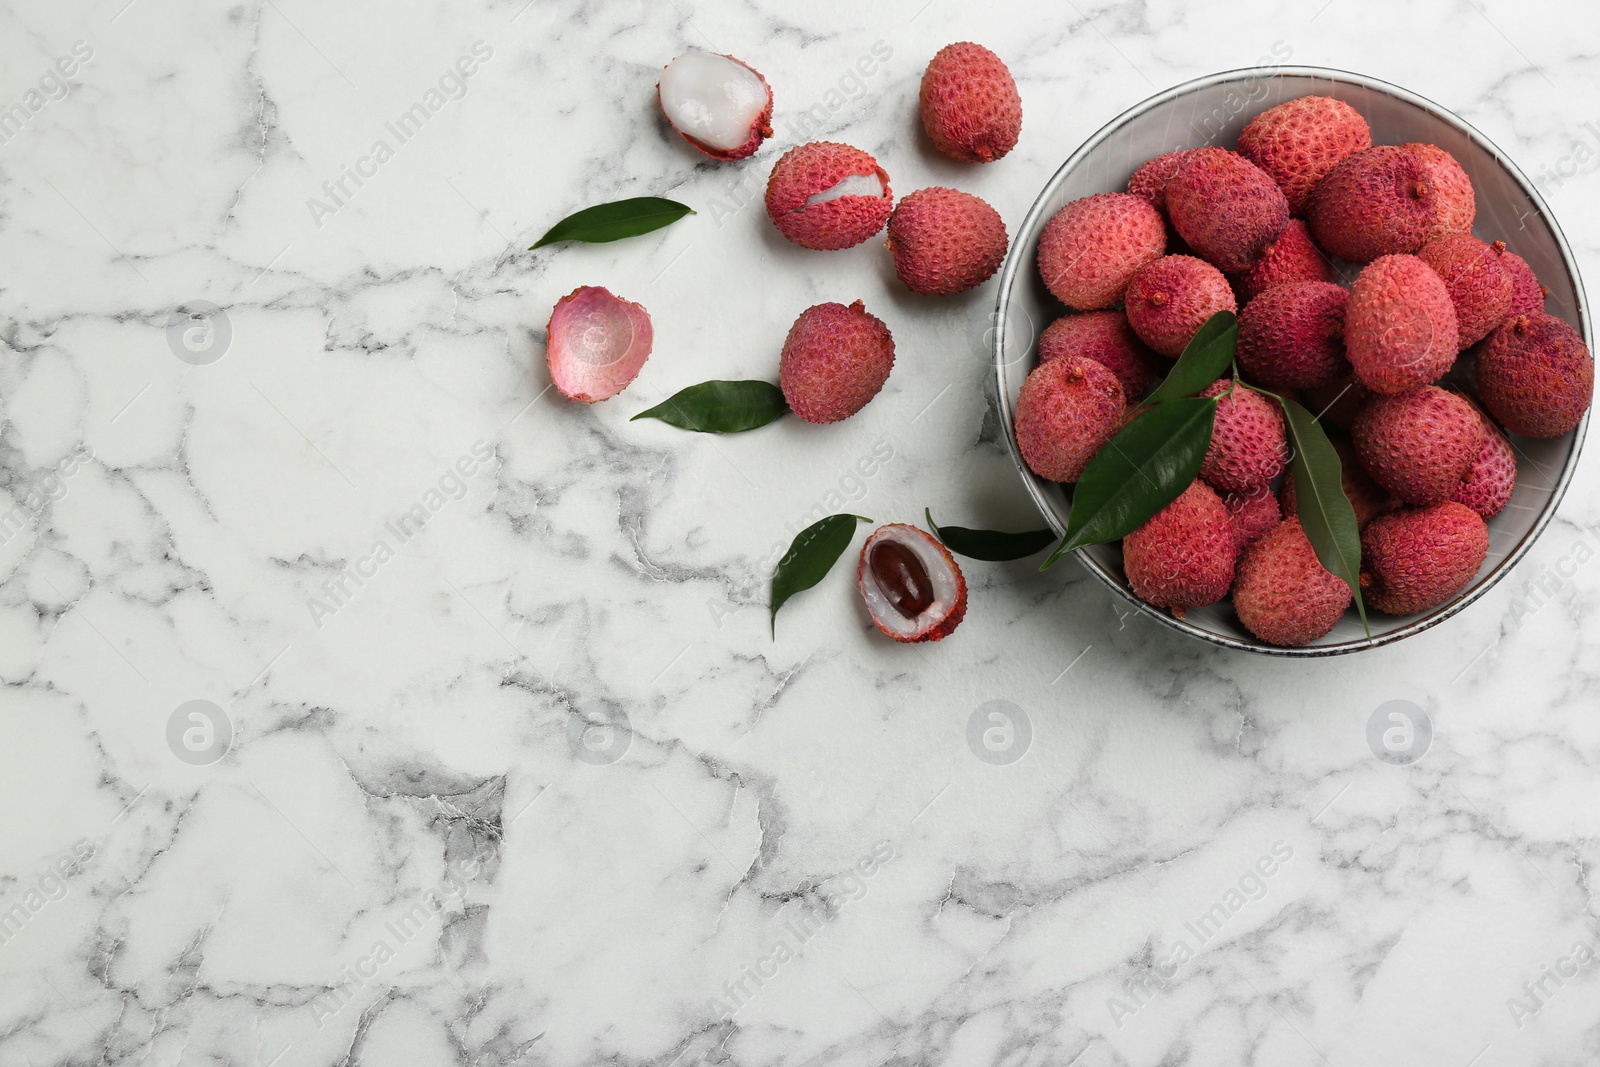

[1476,312,1594,438]
[1404,143,1475,241]
[1417,234,1514,348]
[1232,518,1353,647]
[1013,354,1125,482]
[1280,433,1396,528]
[1231,219,1335,303]
[1037,311,1159,403]
[1307,146,1436,263]
[1122,480,1237,616]
[1198,381,1289,494]
[1237,280,1351,391]
[1165,147,1290,273]
[1237,95,1373,216]
[1224,485,1281,553]
[765,142,892,250]
[1352,386,1484,505]
[1501,249,1546,317]
[545,286,653,402]
[1124,255,1238,358]
[1360,502,1489,615]
[1344,253,1459,394]
[857,524,967,642]
[1036,193,1166,310]
[1452,408,1517,520]
[919,43,1022,163]
[779,300,894,423]
[886,187,1007,295]
[657,51,773,160]
[1127,149,1198,213]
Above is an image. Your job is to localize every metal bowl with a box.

[992,66,1591,655]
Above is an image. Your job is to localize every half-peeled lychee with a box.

[657,51,773,161]
[545,286,653,402]
[857,524,967,642]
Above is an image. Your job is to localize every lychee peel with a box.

[1308,145,1436,263]
[919,43,1022,163]
[657,51,773,161]
[1036,311,1159,403]
[1476,312,1594,438]
[1231,219,1335,303]
[1237,95,1373,216]
[1360,502,1489,616]
[545,286,653,402]
[1232,517,1353,647]
[765,142,892,250]
[1404,142,1475,241]
[1344,254,1459,394]
[1126,150,1198,213]
[1224,485,1282,554]
[1237,280,1352,392]
[886,187,1008,296]
[779,300,895,423]
[1417,234,1514,348]
[1036,193,1166,310]
[1352,386,1484,505]
[1198,381,1289,495]
[1124,255,1238,359]
[1501,249,1546,317]
[1451,408,1517,520]
[1122,480,1237,615]
[1013,353,1126,483]
[857,524,968,642]
[1165,147,1290,273]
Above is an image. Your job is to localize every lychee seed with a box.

[857,524,968,642]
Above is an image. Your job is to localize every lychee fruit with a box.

[919,43,1022,163]
[1124,254,1237,358]
[1230,219,1335,303]
[1417,234,1514,348]
[1352,386,1484,505]
[545,286,653,402]
[1237,95,1373,216]
[1036,311,1159,403]
[1404,143,1475,241]
[1307,145,1436,262]
[886,187,1007,296]
[765,142,892,250]
[1451,407,1517,520]
[1476,312,1594,438]
[779,300,894,423]
[1122,480,1237,616]
[1036,193,1166,310]
[1237,280,1351,391]
[1280,433,1396,528]
[1344,253,1459,394]
[1224,485,1282,553]
[857,524,967,642]
[1013,353,1126,482]
[1198,381,1289,494]
[1302,375,1367,430]
[1164,147,1290,273]
[1126,149,1198,213]
[1501,248,1546,317]
[1360,502,1489,615]
[657,51,773,161]
[1232,517,1353,647]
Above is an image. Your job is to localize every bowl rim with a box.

[991,64,1592,657]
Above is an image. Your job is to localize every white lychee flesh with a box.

[805,173,886,207]
[659,51,767,153]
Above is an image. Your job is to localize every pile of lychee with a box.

[1017,94,1593,646]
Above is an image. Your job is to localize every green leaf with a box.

[1278,396,1369,635]
[925,508,1054,561]
[632,380,788,433]
[1040,397,1218,569]
[531,197,694,249]
[1143,310,1238,406]
[771,514,870,636]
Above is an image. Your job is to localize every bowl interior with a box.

[994,67,1590,655]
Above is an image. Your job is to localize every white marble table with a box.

[2,0,1598,1063]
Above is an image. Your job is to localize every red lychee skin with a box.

[656,54,773,161]
[765,142,892,250]
[919,43,1022,163]
[1013,354,1125,483]
[1036,311,1159,403]
[1307,146,1436,263]
[1224,485,1282,554]
[857,525,967,643]
[1501,249,1547,317]
[1122,480,1237,616]
[1165,147,1290,273]
[1476,312,1595,438]
[545,286,653,403]
[1237,280,1352,392]
[1280,433,1397,529]
[886,187,1008,296]
[1302,375,1368,430]
[1360,502,1489,616]
[1404,143,1475,241]
[1126,150,1199,213]
[1232,517,1353,647]
[779,300,894,423]
[1036,193,1166,310]
[1417,234,1514,349]
[1451,408,1517,520]
[1230,219,1335,303]
[1344,254,1459,394]
[1124,255,1238,358]
[1352,386,1485,505]
[1198,381,1288,494]
[1237,95,1373,216]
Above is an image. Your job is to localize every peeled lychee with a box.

[1126,150,1198,213]
[1232,518,1352,647]
[1231,219,1335,303]
[857,524,967,642]
[1122,480,1237,616]
[1198,381,1288,494]
[1501,249,1546,317]
[1124,255,1237,358]
[1352,386,1484,505]
[1417,234,1514,348]
[1280,433,1396,529]
[1476,312,1594,438]
[1013,354,1125,483]
[765,142,892,250]
[1237,95,1373,216]
[1451,408,1516,520]
[779,300,894,423]
[1224,485,1282,553]
[919,43,1022,163]
[1165,148,1290,273]
[1237,280,1351,391]
[886,187,1007,296]
[1036,193,1166,310]
[1344,254,1459,394]
[1036,311,1159,403]
[1307,146,1436,263]
[657,51,773,160]
[1360,502,1488,616]
[545,286,653,402]
[1404,143,1475,241]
